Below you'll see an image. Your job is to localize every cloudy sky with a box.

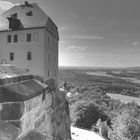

[1,0,140,67]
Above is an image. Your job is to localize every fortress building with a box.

[0,2,71,140]
[0,1,59,81]
[0,65,71,140]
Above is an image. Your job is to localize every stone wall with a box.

[0,79,71,140]
[20,82,71,140]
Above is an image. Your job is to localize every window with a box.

[27,52,32,60]
[13,35,18,42]
[33,32,38,41]
[7,35,11,43]
[10,52,14,61]
[26,11,33,16]
[20,33,25,41]
[27,33,31,42]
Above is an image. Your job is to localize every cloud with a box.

[67,45,88,51]
[132,41,139,46]
[111,54,133,62]
[0,1,15,11]
[124,40,139,47]
[64,35,104,40]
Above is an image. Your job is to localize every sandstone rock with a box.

[0,121,19,140]
[0,74,71,140]
[18,80,71,140]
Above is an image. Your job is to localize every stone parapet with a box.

[0,78,71,140]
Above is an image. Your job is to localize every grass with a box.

[107,93,140,105]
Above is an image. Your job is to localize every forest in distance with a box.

[58,67,140,140]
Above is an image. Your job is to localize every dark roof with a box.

[0,3,59,39]
[0,79,47,102]
[0,3,48,30]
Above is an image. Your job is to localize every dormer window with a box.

[26,11,33,16]
[7,16,21,30]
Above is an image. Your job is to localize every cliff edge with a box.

[0,73,71,140]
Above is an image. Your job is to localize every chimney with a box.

[25,1,29,6]
[23,1,33,8]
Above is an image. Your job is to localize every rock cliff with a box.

[0,77,71,140]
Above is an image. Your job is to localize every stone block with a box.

[0,121,20,140]
[0,102,25,121]
[0,73,71,140]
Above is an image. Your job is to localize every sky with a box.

[1,0,140,67]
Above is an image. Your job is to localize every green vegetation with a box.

[58,68,140,140]
[70,100,108,129]
[59,68,140,97]
[107,93,140,105]
[108,109,140,140]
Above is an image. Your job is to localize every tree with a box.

[108,109,140,140]
[70,100,107,129]
[94,119,109,139]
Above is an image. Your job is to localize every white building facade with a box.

[0,1,59,81]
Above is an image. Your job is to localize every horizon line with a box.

[59,65,140,69]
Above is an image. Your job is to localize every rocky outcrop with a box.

[0,76,71,140]
[35,79,71,140]
[50,89,71,140]
[0,78,71,140]
[21,82,71,140]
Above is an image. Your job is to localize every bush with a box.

[108,109,140,140]
[71,100,108,129]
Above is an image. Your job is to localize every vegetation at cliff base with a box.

[58,68,140,140]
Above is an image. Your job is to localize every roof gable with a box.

[0,3,49,30]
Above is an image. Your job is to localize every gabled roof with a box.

[0,65,48,102]
[0,3,48,30]
[0,79,47,102]
[0,2,59,39]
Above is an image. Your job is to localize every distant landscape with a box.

[58,66,140,140]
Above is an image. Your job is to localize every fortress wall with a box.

[0,79,71,140]
[20,80,71,140]
[30,90,71,140]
